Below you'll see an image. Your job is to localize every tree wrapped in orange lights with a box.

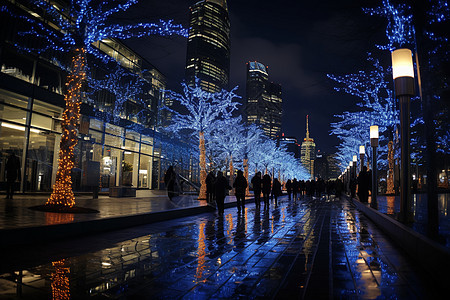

[1,0,187,208]
[46,49,86,207]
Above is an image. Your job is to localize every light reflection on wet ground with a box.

[0,196,439,299]
[377,193,450,247]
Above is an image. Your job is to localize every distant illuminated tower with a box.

[245,61,282,139]
[301,115,316,179]
[185,0,230,93]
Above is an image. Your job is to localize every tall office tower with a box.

[279,134,300,158]
[185,0,230,93]
[246,61,283,139]
[301,115,316,179]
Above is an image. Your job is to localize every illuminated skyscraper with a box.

[186,0,230,93]
[301,115,316,179]
[245,61,282,139]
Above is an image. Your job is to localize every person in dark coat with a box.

[215,171,230,215]
[251,172,262,207]
[292,178,298,200]
[357,166,370,203]
[262,173,272,207]
[272,178,282,206]
[5,152,21,199]
[205,171,216,204]
[164,166,178,201]
[233,170,248,212]
[285,179,292,200]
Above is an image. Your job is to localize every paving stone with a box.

[0,195,443,298]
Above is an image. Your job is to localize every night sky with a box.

[121,0,387,154]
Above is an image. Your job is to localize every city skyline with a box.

[124,0,384,154]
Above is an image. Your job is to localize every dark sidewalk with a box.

[0,190,246,246]
[0,195,443,299]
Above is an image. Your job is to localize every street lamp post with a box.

[370,125,379,209]
[353,155,358,179]
[359,146,365,172]
[392,48,415,222]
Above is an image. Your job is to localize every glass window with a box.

[0,105,27,125]
[105,123,124,136]
[101,147,121,188]
[30,100,63,132]
[104,134,122,148]
[90,119,104,131]
[0,121,26,183]
[89,129,103,144]
[32,99,63,117]
[1,48,34,84]
[0,89,29,109]
[125,130,140,141]
[141,135,153,145]
[139,154,152,189]
[35,63,62,94]
[140,143,152,155]
[123,151,138,187]
[124,139,139,152]
[25,130,57,192]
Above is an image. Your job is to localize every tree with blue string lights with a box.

[162,78,241,199]
[0,0,186,209]
[88,65,146,124]
[328,55,399,172]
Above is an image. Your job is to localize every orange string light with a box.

[46,48,86,208]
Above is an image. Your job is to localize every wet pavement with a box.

[0,195,441,299]
[376,193,450,247]
[0,190,243,229]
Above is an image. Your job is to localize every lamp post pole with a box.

[392,49,415,223]
[370,126,379,209]
[359,146,365,172]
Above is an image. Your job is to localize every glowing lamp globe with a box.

[391,49,414,79]
[391,49,415,97]
[359,145,365,155]
[353,155,357,162]
[370,125,379,147]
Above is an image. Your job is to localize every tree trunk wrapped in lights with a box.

[199,131,207,199]
[47,49,86,207]
[228,155,234,195]
[387,140,395,194]
[244,158,249,196]
[51,260,71,300]
[1,1,187,210]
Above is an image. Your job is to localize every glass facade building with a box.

[245,61,283,140]
[186,0,230,93]
[0,0,199,193]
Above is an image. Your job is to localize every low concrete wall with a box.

[352,199,450,290]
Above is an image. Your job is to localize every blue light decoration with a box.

[363,0,415,50]
[164,78,310,191]
[88,65,146,124]
[365,0,450,159]
[1,0,187,59]
[163,78,241,199]
[328,55,399,171]
[0,0,187,207]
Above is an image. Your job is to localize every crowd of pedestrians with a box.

[165,165,373,215]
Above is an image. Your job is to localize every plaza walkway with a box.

[0,195,443,299]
